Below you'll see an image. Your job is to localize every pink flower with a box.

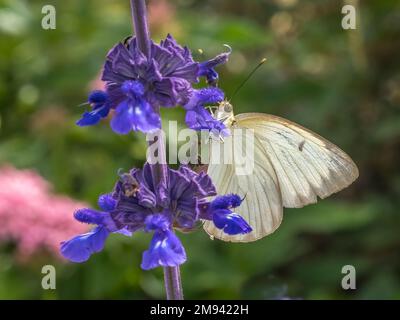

[0,165,88,261]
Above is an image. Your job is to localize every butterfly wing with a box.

[203,130,283,242]
[236,113,359,208]
[204,112,358,242]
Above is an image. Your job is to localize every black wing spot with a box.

[298,140,306,152]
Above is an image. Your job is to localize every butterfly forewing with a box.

[236,113,359,208]
[204,112,359,242]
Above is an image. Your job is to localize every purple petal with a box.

[195,172,217,196]
[121,80,145,98]
[145,59,164,83]
[168,168,199,228]
[60,226,109,263]
[76,111,103,126]
[133,100,161,132]
[198,201,212,220]
[184,88,224,110]
[110,100,134,134]
[185,105,226,133]
[125,166,158,208]
[88,90,108,104]
[178,166,217,197]
[212,209,252,235]
[144,214,171,232]
[152,78,177,107]
[102,43,138,81]
[211,194,243,210]
[172,78,193,106]
[114,227,132,237]
[74,208,118,232]
[199,50,231,71]
[198,48,231,86]
[201,68,219,86]
[110,98,160,134]
[74,208,105,225]
[143,163,169,207]
[141,230,186,270]
[170,63,199,83]
[98,194,117,211]
[198,47,231,85]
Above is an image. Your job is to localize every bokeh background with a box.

[0,0,399,299]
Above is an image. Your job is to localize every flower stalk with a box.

[164,265,184,300]
[130,0,151,58]
[62,0,249,301]
[129,0,183,300]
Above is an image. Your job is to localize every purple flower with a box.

[141,214,186,270]
[198,45,231,86]
[76,34,231,134]
[184,87,229,136]
[110,80,161,134]
[60,164,251,270]
[93,35,198,134]
[104,35,199,107]
[112,164,216,232]
[60,226,109,263]
[60,194,130,263]
[76,90,111,126]
[201,194,252,235]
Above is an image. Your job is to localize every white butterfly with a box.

[203,101,359,242]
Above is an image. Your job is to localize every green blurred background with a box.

[1,0,399,299]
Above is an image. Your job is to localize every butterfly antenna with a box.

[229,58,267,102]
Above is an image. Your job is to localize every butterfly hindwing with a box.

[204,129,283,242]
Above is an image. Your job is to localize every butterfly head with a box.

[215,100,235,127]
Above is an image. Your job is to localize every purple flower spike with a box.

[61,166,250,268]
[112,163,217,233]
[75,34,202,134]
[76,34,233,135]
